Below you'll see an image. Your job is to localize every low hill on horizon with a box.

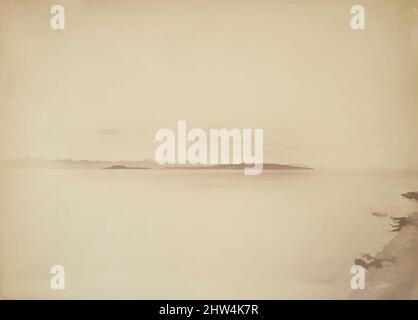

[1,158,313,170]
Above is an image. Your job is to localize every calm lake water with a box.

[1,169,418,299]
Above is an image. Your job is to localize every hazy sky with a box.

[1,0,417,169]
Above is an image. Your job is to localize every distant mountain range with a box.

[0,158,159,169]
[0,158,313,170]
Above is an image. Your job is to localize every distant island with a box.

[161,163,313,170]
[104,165,149,170]
[0,158,313,171]
[105,163,312,170]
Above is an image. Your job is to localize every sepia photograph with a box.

[1,0,418,313]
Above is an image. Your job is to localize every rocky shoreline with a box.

[351,192,418,299]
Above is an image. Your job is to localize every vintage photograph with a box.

[0,0,417,302]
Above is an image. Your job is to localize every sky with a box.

[1,0,417,169]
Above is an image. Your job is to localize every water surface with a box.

[1,169,417,299]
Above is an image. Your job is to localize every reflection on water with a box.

[1,169,417,299]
